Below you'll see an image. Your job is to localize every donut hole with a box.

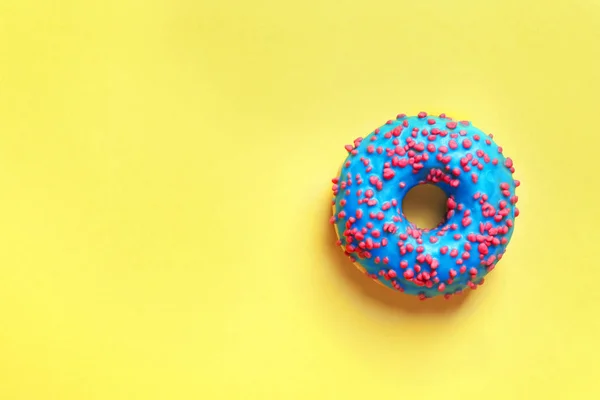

[402,184,448,230]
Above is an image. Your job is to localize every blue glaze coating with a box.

[331,114,518,298]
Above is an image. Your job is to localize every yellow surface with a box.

[1,1,599,399]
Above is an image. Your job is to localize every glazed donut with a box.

[330,112,520,299]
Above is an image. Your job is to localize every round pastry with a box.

[330,112,520,299]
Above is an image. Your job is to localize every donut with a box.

[330,112,520,299]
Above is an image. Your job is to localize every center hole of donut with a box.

[402,184,448,230]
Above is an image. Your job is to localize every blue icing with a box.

[332,114,518,298]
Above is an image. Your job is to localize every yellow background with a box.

[1,1,599,399]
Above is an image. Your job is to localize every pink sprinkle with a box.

[418,112,427,118]
[447,198,457,209]
[383,168,395,180]
[462,139,472,149]
[478,243,489,254]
